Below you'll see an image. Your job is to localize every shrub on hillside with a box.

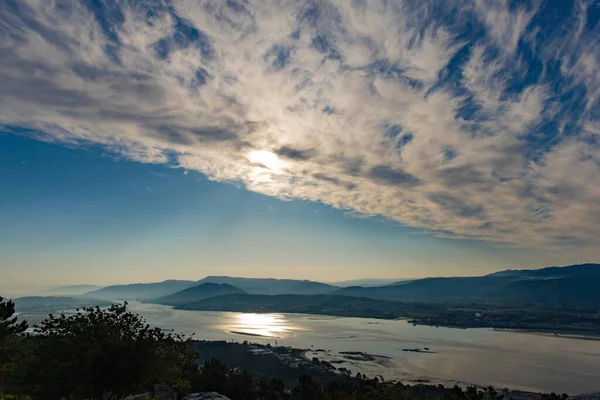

[12,303,197,399]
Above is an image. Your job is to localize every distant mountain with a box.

[333,264,600,305]
[81,280,196,301]
[77,263,600,305]
[327,278,410,287]
[335,276,504,301]
[486,263,600,279]
[386,280,415,286]
[150,283,246,305]
[195,276,338,295]
[44,284,103,295]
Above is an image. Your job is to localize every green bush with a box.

[0,296,28,341]
[8,303,197,400]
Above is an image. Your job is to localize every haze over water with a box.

[124,302,600,395]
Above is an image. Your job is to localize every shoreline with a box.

[175,304,600,340]
[410,321,600,339]
[228,340,571,398]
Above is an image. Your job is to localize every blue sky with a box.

[1,133,551,289]
[0,0,598,290]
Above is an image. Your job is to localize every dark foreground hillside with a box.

[0,296,572,400]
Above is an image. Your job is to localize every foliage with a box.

[0,296,29,398]
[5,303,197,400]
[0,297,28,341]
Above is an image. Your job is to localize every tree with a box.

[293,374,324,400]
[257,378,288,400]
[0,297,29,397]
[19,302,198,400]
[0,297,28,341]
[193,358,230,395]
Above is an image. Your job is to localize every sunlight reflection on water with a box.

[223,313,302,338]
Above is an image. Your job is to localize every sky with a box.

[0,0,599,292]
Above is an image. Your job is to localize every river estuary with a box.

[115,302,600,395]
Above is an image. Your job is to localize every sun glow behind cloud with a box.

[248,151,287,172]
[0,0,598,257]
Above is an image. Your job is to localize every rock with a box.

[184,392,231,400]
[568,393,600,400]
[125,393,150,400]
[154,384,176,400]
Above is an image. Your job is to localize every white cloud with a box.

[474,0,538,54]
[0,0,598,255]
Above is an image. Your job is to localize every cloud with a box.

[0,0,598,255]
[275,146,315,161]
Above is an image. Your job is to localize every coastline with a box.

[177,303,600,340]
[214,340,571,399]
[409,321,600,339]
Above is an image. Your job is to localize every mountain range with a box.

[78,276,336,301]
[333,263,600,304]
[42,263,600,307]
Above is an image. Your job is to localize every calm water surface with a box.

[124,302,600,395]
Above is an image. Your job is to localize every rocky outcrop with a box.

[125,394,150,400]
[154,384,177,400]
[568,393,600,400]
[126,388,230,400]
[184,392,231,400]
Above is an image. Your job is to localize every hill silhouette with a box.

[196,276,338,295]
[150,283,246,306]
[44,285,103,295]
[81,280,196,301]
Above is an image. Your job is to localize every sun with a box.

[247,150,286,172]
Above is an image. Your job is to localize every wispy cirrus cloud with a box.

[0,0,598,256]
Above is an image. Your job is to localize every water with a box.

[122,302,600,395]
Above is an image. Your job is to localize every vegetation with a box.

[0,298,571,400]
[1,301,197,399]
[0,297,28,340]
[1,297,29,400]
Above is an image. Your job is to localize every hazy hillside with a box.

[486,263,600,278]
[81,280,196,301]
[196,276,338,295]
[327,278,410,287]
[150,283,246,305]
[44,284,103,296]
[332,277,496,302]
[334,264,600,305]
